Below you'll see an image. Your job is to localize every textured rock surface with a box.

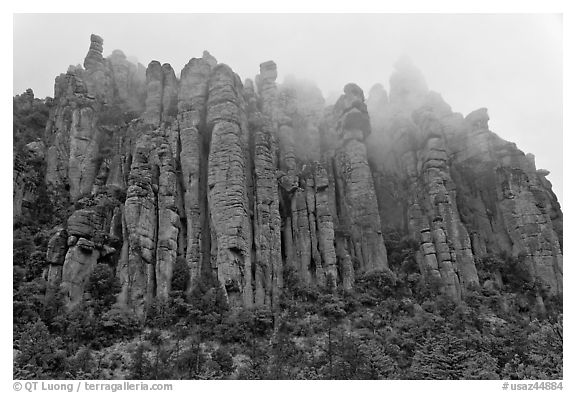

[448,109,563,294]
[246,72,282,307]
[45,226,68,286]
[272,73,343,288]
[207,64,253,307]
[61,192,122,304]
[18,35,561,314]
[330,84,388,278]
[366,59,561,298]
[176,54,213,293]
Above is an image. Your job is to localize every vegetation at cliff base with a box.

[13,232,562,380]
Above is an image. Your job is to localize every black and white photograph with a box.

[10,9,566,388]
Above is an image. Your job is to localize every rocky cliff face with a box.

[366,57,563,297]
[15,35,561,316]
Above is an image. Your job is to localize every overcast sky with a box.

[13,13,562,205]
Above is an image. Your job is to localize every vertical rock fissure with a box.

[176,54,214,292]
[247,114,260,303]
[152,163,160,300]
[199,123,212,278]
[174,127,188,261]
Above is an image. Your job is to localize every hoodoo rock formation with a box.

[16,35,562,316]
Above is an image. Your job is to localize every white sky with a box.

[13,13,562,205]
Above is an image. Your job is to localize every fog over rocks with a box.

[11,34,562,314]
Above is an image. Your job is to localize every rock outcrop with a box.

[366,58,562,298]
[17,35,560,315]
[175,53,214,293]
[331,83,388,276]
[448,109,563,294]
[207,64,253,307]
[61,192,122,304]
[246,71,282,307]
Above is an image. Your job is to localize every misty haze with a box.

[13,14,562,382]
